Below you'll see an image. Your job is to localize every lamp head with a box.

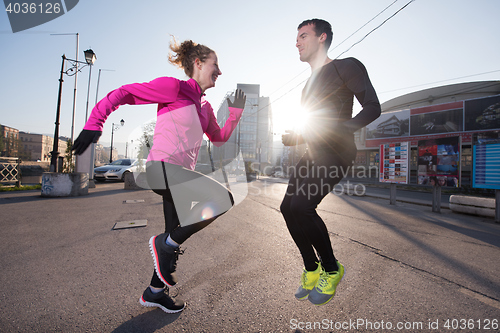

[84,49,96,65]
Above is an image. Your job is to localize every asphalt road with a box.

[0,180,499,332]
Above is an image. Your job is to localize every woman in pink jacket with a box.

[73,39,246,313]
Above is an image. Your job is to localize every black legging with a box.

[146,161,234,288]
[280,147,355,272]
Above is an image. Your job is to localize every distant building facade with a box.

[20,132,56,161]
[18,132,68,162]
[1,124,72,163]
[353,81,500,186]
[0,124,20,157]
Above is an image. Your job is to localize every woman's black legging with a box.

[280,147,355,272]
[146,161,234,288]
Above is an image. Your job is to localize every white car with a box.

[93,159,146,182]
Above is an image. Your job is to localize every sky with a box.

[1,0,499,156]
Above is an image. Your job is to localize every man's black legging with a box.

[146,161,234,288]
[280,147,355,273]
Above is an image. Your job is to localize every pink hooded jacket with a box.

[84,77,243,170]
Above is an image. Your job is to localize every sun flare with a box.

[273,103,310,136]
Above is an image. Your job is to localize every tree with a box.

[137,120,155,160]
[62,139,74,173]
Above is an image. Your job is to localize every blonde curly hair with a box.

[168,36,214,77]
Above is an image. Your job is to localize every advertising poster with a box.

[464,95,500,132]
[417,137,460,187]
[410,108,463,136]
[365,102,464,148]
[379,142,409,184]
[366,109,410,139]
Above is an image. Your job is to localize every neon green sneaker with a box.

[295,262,322,300]
[308,262,344,305]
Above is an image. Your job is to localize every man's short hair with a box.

[298,18,333,50]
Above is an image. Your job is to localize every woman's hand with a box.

[72,129,102,155]
[227,89,246,109]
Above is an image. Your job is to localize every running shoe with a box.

[140,287,185,313]
[308,262,344,305]
[149,234,183,286]
[295,262,322,300]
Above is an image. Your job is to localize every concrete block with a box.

[41,172,89,197]
[449,195,495,218]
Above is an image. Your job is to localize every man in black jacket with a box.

[281,18,381,305]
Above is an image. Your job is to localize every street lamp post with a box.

[49,55,66,172]
[126,139,134,159]
[84,52,97,122]
[81,68,114,184]
[109,119,125,163]
[95,69,115,105]
[50,32,79,142]
[50,49,96,172]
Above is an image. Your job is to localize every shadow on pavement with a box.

[111,309,181,333]
[0,191,40,205]
[0,187,141,205]
[420,214,500,248]
[335,196,500,295]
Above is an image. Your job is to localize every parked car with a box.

[94,158,146,182]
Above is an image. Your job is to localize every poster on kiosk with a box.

[417,137,460,187]
[379,142,409,184]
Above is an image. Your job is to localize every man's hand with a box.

[227,89,246,109]
[72,129,102,155]
[282,130,304,146]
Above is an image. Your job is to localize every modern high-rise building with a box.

[213,84,273,174]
